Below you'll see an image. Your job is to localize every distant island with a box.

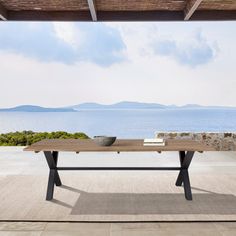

[70,101,167,110]
[0,105,75,112]
[0,102,235,112]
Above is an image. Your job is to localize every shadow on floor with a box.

[54,185,236,215]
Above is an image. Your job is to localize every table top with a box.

[24,139,215,152]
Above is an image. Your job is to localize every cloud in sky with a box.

[0,22,217,68]
[1,21,236,108]
[0,22,125,66]
[152,30,218,67]
[106,23,218,67]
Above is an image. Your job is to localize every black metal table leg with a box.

[46,169,56,200]
[175,151,185,186]
[175,151,195,200]
[182,169,192,200]
[52,151,62,186]
[44,151,62,200]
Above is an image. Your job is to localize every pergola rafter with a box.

[87,0,97,21]
[184,0,203,20]
[0,2,7,20]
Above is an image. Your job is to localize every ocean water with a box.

[0,109,236,138]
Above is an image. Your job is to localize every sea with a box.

[1,109,236,138]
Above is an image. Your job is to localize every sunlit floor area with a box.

[1,148,236,233]
[1,222,236,236]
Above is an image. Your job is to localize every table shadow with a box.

[54,185,236,215]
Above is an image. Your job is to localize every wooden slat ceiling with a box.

[95,0,186,11]
[0,0,236,21]
[199,0,236,10]
[0,0,89,11]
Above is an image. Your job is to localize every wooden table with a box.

[24,139,215,201]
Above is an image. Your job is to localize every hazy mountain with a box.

[71,102,235,110]
[0,102,235,112]
[70,101,166,110]
[0,105,75,112]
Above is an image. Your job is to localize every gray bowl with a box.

[93,136,116,146]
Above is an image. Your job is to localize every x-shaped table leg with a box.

[175,151,195,200]
[44,151,62,200]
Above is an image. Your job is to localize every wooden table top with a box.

[24,139,215,152]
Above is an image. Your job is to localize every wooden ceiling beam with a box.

[8,10,183,21]
[190,10,236,21]
[87,0,97,21]
[6,10,236,21]
[0,3,7,20]
[184,0,203,20]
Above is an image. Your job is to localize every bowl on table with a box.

[93,136,116,146]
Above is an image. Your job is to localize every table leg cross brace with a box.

[44,151,62,200]
[175,151,195,200]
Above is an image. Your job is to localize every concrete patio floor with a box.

[1,147,236,234]
[1,222,236,235]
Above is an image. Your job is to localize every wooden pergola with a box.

[0,0,236,22]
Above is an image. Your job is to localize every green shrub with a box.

[0,131,89,146]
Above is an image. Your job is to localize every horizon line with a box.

[1,101,236,110]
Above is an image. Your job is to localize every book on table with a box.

[143,138,165,146]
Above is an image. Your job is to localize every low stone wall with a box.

[155,132,236,151]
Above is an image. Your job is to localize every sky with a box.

[0,21,235,108]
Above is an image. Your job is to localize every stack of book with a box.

[143,138,166,146]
